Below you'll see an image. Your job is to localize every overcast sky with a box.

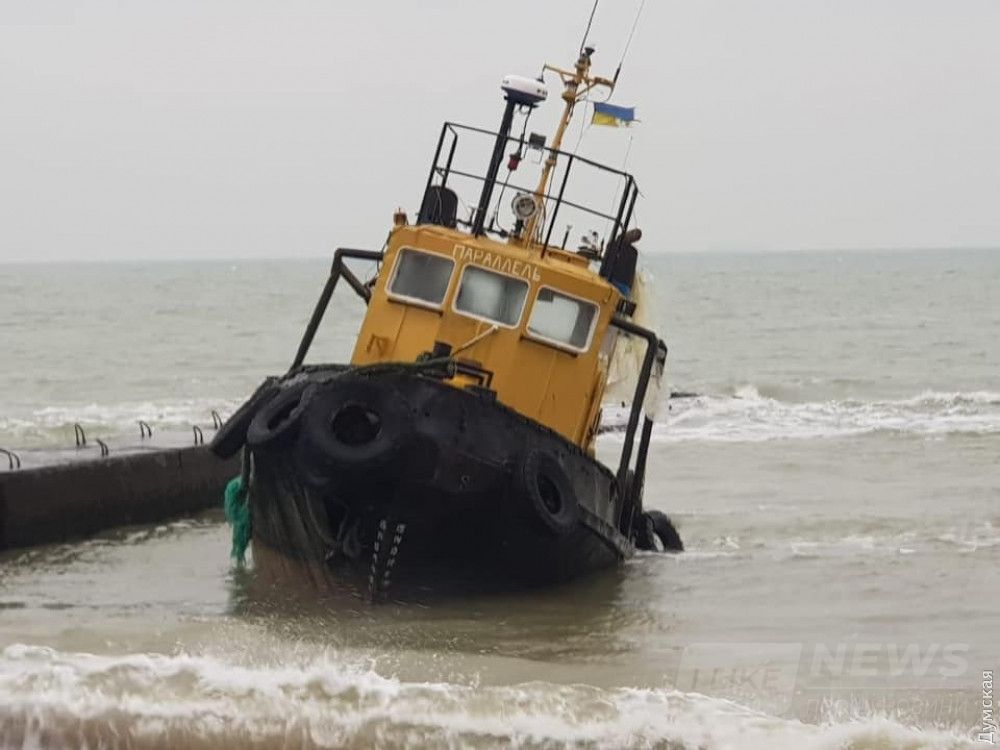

[1,0,998,262]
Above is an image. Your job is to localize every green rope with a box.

[223,474,251,565]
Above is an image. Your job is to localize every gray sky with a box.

[1,0,998,262]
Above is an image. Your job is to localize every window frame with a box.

[385,247,456,311]
[524,284,601,354]
[451,263,531,330]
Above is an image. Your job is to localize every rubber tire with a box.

[246,381,316,451]
[633,511,656,551]
[210,378,279,459]
[636,510,683,552]
[297,379,412,483]
[519,450,579,536]
[647,510,683,552]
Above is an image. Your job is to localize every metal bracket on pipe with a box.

[0,448,21,471]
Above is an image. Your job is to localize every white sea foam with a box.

[673,521,1000,562]
[4,388,1000,449]
[0,645,978,749]
[601,388,1000,442]
[29,399,241,430]
[0,398,242,447]
[934,522,1000,552]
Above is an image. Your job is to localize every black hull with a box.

[244,369,634,597]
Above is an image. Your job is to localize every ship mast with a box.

[523,47,615,248]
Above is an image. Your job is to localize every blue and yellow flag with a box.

[591,102,636,127]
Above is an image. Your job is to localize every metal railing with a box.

[420,121,640,250]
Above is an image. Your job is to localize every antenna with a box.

[579,0,599,54]
[522,48,616,247]
[616,0,646,80]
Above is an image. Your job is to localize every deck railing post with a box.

[441,126,458,191]
[610,316,667,489]
[290,248,383,371]
[610,177,632,248]
[621,182,638,235]
[543,154,574,251]
[418,123,449,224]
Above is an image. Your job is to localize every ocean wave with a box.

[0,398,241,447]
[601,388,1000,442]
[4,387,1000,449]
[661,520,1000,561]
[0,645,978,749]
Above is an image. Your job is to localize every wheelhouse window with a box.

[454,266,529,327]
[527,288,598,352]
[388,249,454,307]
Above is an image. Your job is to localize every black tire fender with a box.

[647,510,683,552]
[210,378,280,459]
[519,450,579,536]
[246,381,317,451]
[635,510,683,552]
[633,512,655,551]
[297,379,413,480]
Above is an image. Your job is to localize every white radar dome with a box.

[501,74,548,106]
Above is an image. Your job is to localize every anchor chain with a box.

[367,520,386,601]
[367,518,406,602]
[381,522,406,593]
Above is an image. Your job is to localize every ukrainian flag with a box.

[591,102,636,128]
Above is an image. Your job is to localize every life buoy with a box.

[246,381,317,451]
[210,378,280,459]
[519,450,579,536]
[296,379,412,486]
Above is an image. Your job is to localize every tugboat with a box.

[213,44,682,599]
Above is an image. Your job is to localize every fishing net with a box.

[223,474,252,564]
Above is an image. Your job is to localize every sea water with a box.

[0,249,997,748]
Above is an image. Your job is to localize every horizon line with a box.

[1,244,999,265]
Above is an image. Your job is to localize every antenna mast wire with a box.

[579,0,599,53]
[604,133,636,239]
[615,0,646,82]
